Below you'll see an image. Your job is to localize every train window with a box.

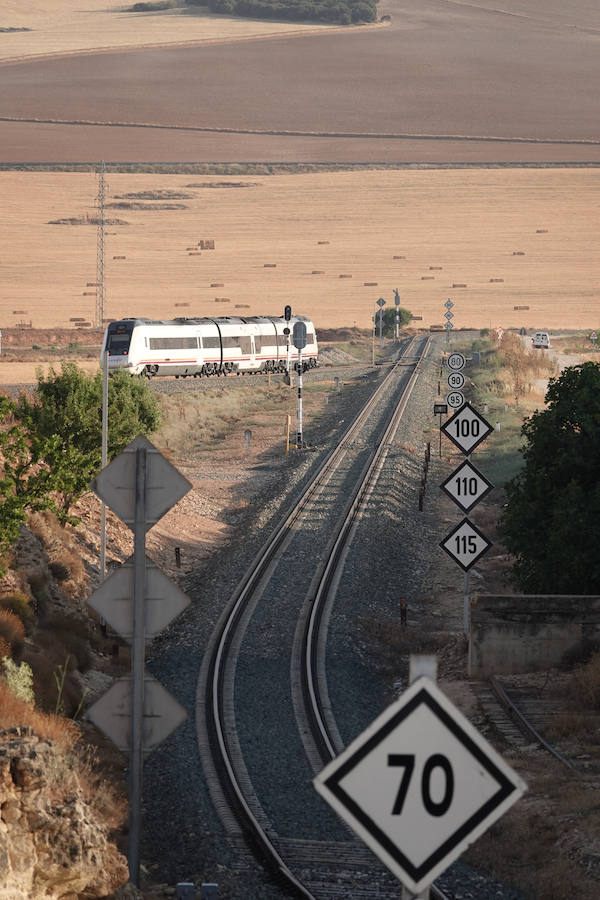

[149,337,198,350]
[254,336,261,352]
[240,337,251,355]
[107,334,131,354]
[306,332,315,344]
[202,336,221,349]
[222,336,241,349]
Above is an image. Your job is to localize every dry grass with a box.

[0,0,334,64]
[0,590,35,632]
[0,679,78,747]
[0,607,25,648]
[28,511,87,600]
[0,170,599,357]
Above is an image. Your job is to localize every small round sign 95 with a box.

[447,391,465,409]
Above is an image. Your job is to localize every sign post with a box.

[87,435,192,886]
[377,297,386,347]
[394,288,401,342]
[292,321,307,449]
[284,305,292,377]
[440,402,494,631]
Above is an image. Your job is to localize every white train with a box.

[101,314,318,378]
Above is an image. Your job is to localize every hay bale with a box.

[339,274,352,278]
[311,270,324,274]
[264,263,276,268]
[429,266,442,270]
[174,303,189,308]
[489,278,504,283]
[113,255,126,260]
[513,305,530,310]
[12,310,27,315]
[512,251,525,256]
[452,283,467,288]
[421,276,435,280]
[363,282,378,286]
[317,240,330,245]
[393,255,406,259]
[535,229,548,233]
[70,317,85,322]
[211,283,224,287]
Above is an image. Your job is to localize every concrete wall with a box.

[469,594,600,678]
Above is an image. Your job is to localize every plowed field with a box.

[1,0,600,163]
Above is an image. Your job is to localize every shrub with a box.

[0,608,26,649]
[2,658,34,704]
[0,591,35,632]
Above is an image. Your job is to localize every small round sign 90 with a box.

[447,371,465,390]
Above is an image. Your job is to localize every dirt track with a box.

[2,0,600,164]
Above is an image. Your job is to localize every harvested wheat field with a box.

[1,168,599,334]
[0,0,336,64]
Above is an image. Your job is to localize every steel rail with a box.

[490,675,578,773]
[202,337,424,898]
[303,335,430,762]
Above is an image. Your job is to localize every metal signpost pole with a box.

[371,303,376,366]
[100,351,108,581]
[379,306,384,347]
[129,447,147,887]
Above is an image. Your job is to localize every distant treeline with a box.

[198,0,377,25]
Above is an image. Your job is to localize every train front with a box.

[100,320,142,374]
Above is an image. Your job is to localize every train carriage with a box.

[101,315,318,378]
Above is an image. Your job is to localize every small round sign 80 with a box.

[447,352,466,371]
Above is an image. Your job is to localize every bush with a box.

[0,591,35,633]
[0,608,25,650]
[2,658,34,704]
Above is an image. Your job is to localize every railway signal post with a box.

[293,320,307,448]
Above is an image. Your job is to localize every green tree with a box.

[499,362,600,593]
[373,305,413,337]
[0,396,31,567]
[14,363,161,519]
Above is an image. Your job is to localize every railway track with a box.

[197,334,455,898]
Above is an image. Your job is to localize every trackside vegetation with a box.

[499,361,600,594]
[0,363,160,569]
[194,0,377,25]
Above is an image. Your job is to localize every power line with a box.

[95,161,107,328]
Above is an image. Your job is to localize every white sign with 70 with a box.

[313,677,526,895]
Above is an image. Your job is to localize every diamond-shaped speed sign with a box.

[441,402,493,454]
[440,518,492,571]
[440,460,494,513]
[314,677,526,895]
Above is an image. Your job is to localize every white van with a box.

[532,331,550,349]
